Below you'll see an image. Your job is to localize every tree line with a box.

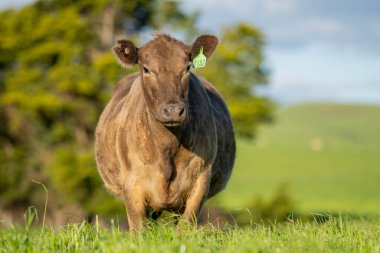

[0,0,272,220]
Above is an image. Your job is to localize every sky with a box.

[2,0,380,105]
[182,0,380,105]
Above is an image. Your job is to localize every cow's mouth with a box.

[162,120,184,127]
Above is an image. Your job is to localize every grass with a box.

[213,103,380,214]
[1,215,380,253]
[2,103,380,252]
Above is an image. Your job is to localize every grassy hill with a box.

[213,103,380,214]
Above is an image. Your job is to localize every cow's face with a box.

[113,34,218,127]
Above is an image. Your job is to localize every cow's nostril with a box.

[164,108,171,117]
[178,107,185,116]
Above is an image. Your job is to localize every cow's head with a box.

[112,33,218,127]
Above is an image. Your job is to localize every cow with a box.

[95,33,235,232]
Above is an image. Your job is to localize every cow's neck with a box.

[126,79,185,159]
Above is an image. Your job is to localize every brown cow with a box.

[95,33,235,232]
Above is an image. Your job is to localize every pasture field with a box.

[213,103,380,214]
[1,103,380,252]
[1,215,380,253]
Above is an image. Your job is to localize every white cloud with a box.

[183,0,380,105]
[184,0,380,54]
[258,0,299,15]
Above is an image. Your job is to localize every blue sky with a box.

[2,0,380,105]
[182,0,380,105]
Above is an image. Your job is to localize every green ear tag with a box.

[192,46,206,68]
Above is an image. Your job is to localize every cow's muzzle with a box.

[159,103,188,127]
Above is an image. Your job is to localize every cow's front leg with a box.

[122,170,148,233]
[182,165,212,225]
[124,195,146,233]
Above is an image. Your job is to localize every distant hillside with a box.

[216,103,380,214]
[266,103,380,149]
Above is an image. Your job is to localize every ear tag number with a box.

[192,46,206,68]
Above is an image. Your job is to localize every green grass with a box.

[2,103,380,252]
[213,103,380,214]
[1,215,380,253]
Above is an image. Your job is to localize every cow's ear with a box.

[190,35,218,61]
[112,39,139,67]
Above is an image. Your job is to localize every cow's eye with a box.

[142,66,150,74]
[186,65,191,72]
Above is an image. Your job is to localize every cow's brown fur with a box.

[95,33,235,232]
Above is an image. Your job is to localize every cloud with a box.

[184,0,380,54]
[184,0,380,105]
[259,0,299,15]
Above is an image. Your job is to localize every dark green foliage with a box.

[233,184,297,225]
[0,0,272,218]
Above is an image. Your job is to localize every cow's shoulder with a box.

[194,74,224,101]
[113,72,140,100]
[190,73,229,116]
